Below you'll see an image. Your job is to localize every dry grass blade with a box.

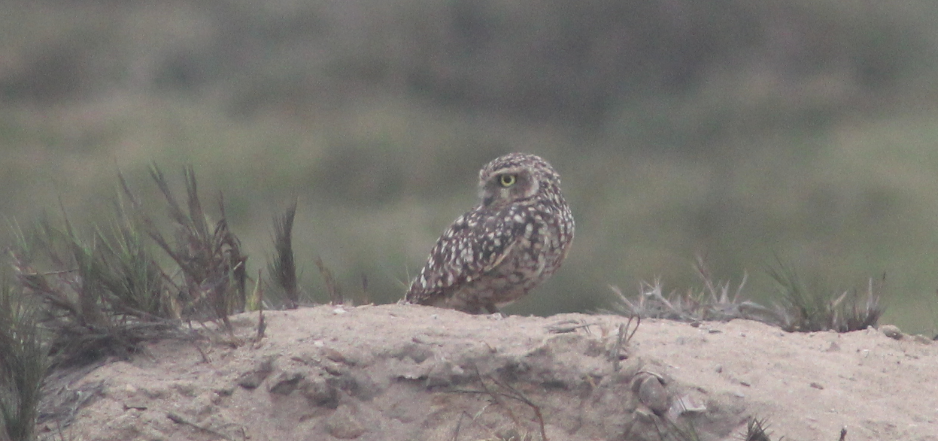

[451,366,548,441]
[315,257,343,305]
[254,269,266,341]
[610,316,640,372]
[268,202,299,308]
[183,167,211,243]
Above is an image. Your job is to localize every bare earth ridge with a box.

[40,304,938,441]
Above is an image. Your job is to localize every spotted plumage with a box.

[405,153,574,314]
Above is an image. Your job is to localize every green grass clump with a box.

[0,166,315,437]
[0,273,47,441]
[768,259,884,333]
[266,201,300,309]
[742,418,774,441]
[8,166,253,367]
[127,167,248,328]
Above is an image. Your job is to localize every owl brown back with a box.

[405,153,574,314]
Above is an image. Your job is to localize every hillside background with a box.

[3,0,938,333]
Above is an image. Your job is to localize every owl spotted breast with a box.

[405,153,574,314]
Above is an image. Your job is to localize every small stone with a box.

[214,387,235,397]
[237,357,276,389]
[268,372,304,395]
[237,372,265,389]
[668,394,706,420]
[123,401,148,410]
[880,325,902,340]
[810,382,824,390]
[300,377,339,408]
[633,407,656,422]
[324,405,365,439]
[495,429,523,440]
[323,348,348,364]
[172,381,198,397]
[636,374,669,414]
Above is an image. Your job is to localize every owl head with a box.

[477,153,562,209]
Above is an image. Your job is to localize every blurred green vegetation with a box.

[3,0,938,334]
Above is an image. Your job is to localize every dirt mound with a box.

[37,305,938,441]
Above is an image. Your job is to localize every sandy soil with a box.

[37,304,938,441]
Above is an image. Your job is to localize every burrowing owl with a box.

[405,153,574,314]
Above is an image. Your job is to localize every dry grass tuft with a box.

[607,257,777,325]
[609,256,885,334]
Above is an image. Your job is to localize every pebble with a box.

[880,325,902,340]
[636,374,669,414]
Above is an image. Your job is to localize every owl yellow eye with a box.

[499,174,516,187]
